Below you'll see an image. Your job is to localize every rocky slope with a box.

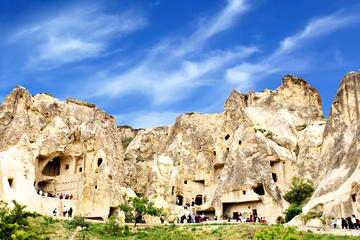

[303,71,360,218]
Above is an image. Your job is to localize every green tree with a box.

[0,200,40,240]
[285,204,302,223]
[67,216,89,240]
[119,197,163,227]
[283,177,314,206]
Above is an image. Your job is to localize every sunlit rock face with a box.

[0,86,135,220]
[122,75,325,222]
[303,71,360,218]
[7,72,360,223]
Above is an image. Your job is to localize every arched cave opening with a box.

[8,178,14,188]
[253,184,265,195]
[272,173,277,182]
[195,195,203,205]
[97,158,103,167]
[42,157,61,176]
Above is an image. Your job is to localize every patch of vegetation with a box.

[285,204,303,223]
[283,177,314,223]
[284,177,314,206]
[295,124,307,131]
[255,225,297,240]
[121,137,134,150]
[265,131,274,139]
[119,197,163,227]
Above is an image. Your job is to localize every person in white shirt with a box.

[337,218,342,229]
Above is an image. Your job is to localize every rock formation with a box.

[0,72,357,223]
[303,71,360,219]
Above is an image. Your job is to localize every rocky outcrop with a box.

[0,86,135,220]
[121,75,325,222]
[6,72,359,223]
[303,71,360,218]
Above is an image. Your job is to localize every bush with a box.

[105,216,123,236]
[255,226,298,240]
[284,177,314,206]
[285,204,302,223]
[0,200,41,240]
[121,137,134,150]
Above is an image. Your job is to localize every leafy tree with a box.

[67,216,89,240]
[105,216,123,236]
[283,177,314,206]
[119,197,163,227]
[285,204,302,223]
[0,200,40,240]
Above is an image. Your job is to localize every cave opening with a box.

[195,195,203,205]
[97,158,103,167]
[253,184,265,195]
[42,157,61,176]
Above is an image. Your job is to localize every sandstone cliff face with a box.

[0,86,134,220]
[0,74,333,223]
[122,75,325,222]
[303,71,360,218]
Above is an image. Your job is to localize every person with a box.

[70,194,73,200]
[63,206,67,217]
[331,218,336,229]
[160,215,165,224]
[214,215,218,221]
[341,218,347,229]
[68,207,73,218]
[351,215,358,229]
[201,213,205,222]
[39,189,43,196]
[60,193,63,199]
[187,214,192,223]
[191,198,195,207]
[53,208,57,217]
[204,195,207,203]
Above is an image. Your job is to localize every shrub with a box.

[285,204,302,223]
[255,226,298,240]
[121,137,134,150]
[105,216,123,236]
[295,125,307,131]
[284,177,314,206]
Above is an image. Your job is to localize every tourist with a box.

[339,218,348,229]
[191,198,195,206]
[214,215,218,221]
[351,215,358,229]
[187,214,192,223]
[331,218,336,229]
[39,189,43,196]
[63,206,67,217]
[346,217,352,229]
[70,194,73,200]
[53,208,57,217]
[160,215,165,224]
[56,193,59,198]
[201,213,205,222]
[68,207,73,218]
[60,193,63,199]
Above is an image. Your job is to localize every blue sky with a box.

[1,0,360,128]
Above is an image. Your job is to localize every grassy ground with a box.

[29,217,360,240]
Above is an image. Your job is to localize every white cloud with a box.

[225,12,359,88]
[87,0,254,105]
[115,111,182,129]
[278,13,358,54]
[11,6,146,70]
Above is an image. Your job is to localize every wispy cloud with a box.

[11,6,146,70]
[87,0,254,105]
[225,11,360,88]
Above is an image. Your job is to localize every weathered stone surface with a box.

[0,86,135,220]
[303,71,360,218]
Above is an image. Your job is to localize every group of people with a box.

[53,206,73,218]
[227,215,267,223]
[178,213,209,223]
[332,215,360,229]
[36,190,74,200]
